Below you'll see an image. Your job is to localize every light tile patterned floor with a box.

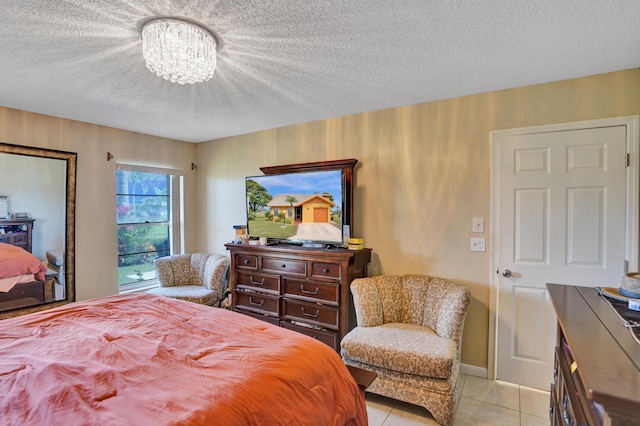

[365,374,550,426]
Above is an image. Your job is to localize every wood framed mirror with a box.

[0,142,76,319]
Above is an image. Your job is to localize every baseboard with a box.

[460,363,487,379]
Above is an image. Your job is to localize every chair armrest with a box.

[429,279,471,341]
[203,254,230,301]
[350,277,384,327]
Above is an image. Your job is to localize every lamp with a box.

[141,18,217,85]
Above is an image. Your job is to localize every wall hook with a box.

[107,152,114,161]
[191,162,197,170]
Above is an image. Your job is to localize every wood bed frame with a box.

[0,277,55,311]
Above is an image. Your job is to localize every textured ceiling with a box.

[0,1,639,143]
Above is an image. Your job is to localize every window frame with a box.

[116,164,184,293]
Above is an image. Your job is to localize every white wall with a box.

[0,153,66,259]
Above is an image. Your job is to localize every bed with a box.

[0,242,52,310]
[0,292,368,425]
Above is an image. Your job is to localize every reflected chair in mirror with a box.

[147,253,229,307]
[340,274,471,426]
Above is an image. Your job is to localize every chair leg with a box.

[366,375,455,426]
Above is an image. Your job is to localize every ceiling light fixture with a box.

[141,18,217,85]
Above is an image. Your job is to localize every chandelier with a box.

[141,18,217,85]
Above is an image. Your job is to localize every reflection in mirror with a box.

[0,143,76,319]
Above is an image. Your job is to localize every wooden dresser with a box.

[547,284,640,426]
[225,243,372,352]
[0,218,35,253]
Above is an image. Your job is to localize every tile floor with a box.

[365,374,550,425]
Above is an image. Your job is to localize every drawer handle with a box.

[300,285,319,295]
[249,276,265,286]
[243,259,250,265]
[562,394,573,426]
[280,264,287,268]
[249,297,264,307]
[322,268,330,274]
[301,307,320,318]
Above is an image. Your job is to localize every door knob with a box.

[501,269,512,278]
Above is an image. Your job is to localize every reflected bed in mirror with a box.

[0,143,76,319]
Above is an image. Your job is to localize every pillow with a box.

[0,243,47,281]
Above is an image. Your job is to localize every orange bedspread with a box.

[0,293,367,426]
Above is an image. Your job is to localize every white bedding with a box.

[0,273,36,292]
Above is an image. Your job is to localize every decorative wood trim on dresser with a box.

[547,283,640,426]
[0,218,35,253]
[226,243,372,352]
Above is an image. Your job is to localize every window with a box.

[116,165,183,291]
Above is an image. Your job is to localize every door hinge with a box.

[626,153,630,167]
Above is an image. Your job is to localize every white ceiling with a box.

[1,1,639,143]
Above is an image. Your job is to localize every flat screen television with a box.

[245,159,357,247]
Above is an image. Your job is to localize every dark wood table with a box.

[346,365,377,394]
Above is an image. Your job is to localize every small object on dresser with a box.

[629,298,640,312]
[0,196,7,219]
[348,237,364,250]
[233,224,247,235]
[621,273,640,298]
[233,225,249,244]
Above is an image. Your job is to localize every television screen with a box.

[245,169,346,245]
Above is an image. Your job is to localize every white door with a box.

[491,117,638,390]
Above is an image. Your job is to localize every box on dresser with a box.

[225,243,372,352]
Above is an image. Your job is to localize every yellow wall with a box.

[195,68,640,370]
[0,107,196,301]
[2,69,639,371]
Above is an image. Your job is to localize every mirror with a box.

[0,142,76,319]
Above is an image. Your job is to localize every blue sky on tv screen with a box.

[248,170,342,207]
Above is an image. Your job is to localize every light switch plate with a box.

[472,217,484,233]
[470,237,485,252]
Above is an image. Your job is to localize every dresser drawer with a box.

[236,271,280,295]
[10,233,27,244]
[261,257,306,275]
[549,385,560,426]
[555,346,589,426]
[283,299,339,330]
[235,292,280,317]
[311,262,341,280]
[281,321,338,350]
[236,254,258,269]
[283,278,339,306]
[239,310,281,326]
[0,233,25,245]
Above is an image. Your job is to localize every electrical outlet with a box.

[472,217,484,233]
[470,237,485,252]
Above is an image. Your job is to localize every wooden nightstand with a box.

[347,365,377,395]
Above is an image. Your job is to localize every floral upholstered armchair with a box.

[147,253,230,307]
[340,275,471,426]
